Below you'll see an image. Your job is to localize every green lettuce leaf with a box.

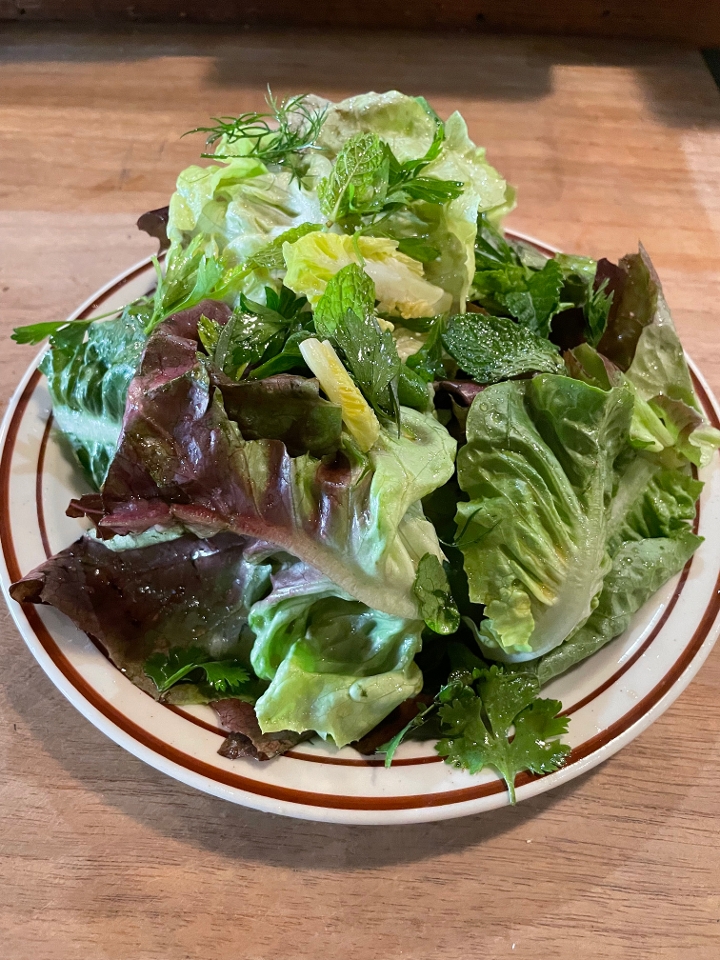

[39,309,147,489]
[249,561,423,746]
[456,374,634,661]
[317,92,510,311]
[538,460,703,682]
[283,230,451,318]
[167,157,322,260]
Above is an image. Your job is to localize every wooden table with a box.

[1,26,720,960]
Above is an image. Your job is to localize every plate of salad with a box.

[2,90,720,825]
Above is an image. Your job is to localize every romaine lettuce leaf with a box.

[248,560,423,746]
[456,374,634,661]
[538,461,702,682]
[39,309,147,489]
[283,231,451,318]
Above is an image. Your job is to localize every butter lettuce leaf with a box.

[538,461,703,682]
[283,230,451,318]
[71,304,456,619]
[595,245,720,467]
[249,561,423,747]
[456,375,634,661]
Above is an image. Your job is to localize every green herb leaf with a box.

[248,223,323,271]
[313,261,376,339]
[396,237,440,263]
[318,132,390,222]
[586,278,614,347]
[144,647,250,697]
[197,315,221,355]
[313,264,401,420]
[412,553,460,634]
[436,665,570,802]
[379,701,438,767]
[442,312,563,384]
[186,91,328,167]
[406,315,446,382]
[498,258,565,337]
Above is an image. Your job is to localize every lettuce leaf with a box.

[73,303,456,620]
[10,532,271,704]
[283,230,451,318]
[594,245,720,467]
[456,374,634,661]
[39,309,147,489]
[248,560,423,746]
[538,461,703,682]
[317,92,510,311]
[168,157,322,261]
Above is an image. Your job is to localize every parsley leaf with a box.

[144,647,250,697]
[405,315,446,382]
[247,222,323,272]
[442,312,563,384]
[412,553,460,634]
[498,258,566,338]
[586,278,614,347]
[437,665,570,803]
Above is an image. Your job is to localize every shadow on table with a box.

[1,24,719,129]
[3,640,600,872]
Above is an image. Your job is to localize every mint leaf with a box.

[314,264,401,420]
[442,312,563,384]
[314,262,376,340]
[499,258,565,338]
[318,132,389,222]
[144,647,250,697]
[412,553,460,634]
[436,665,570,803]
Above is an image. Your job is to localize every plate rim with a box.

[2,245,720,825]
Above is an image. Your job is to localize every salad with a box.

[9,90,719,802]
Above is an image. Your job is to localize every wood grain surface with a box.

[1,26,720,960]
[2,2,720,47]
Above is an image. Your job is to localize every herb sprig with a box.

[186,91,327,166]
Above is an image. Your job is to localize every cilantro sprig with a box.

[380,664,571,803]
[144,646,251,697]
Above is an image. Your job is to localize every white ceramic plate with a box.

[2,239,720,825]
